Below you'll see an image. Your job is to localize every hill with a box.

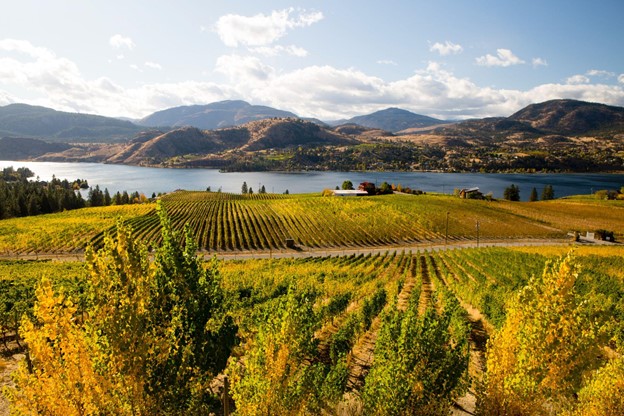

[0,103,142,142]
[432,99,624,140]
[335,107,446,132]
[37,118,360,166]
[138,100,297,129]
[0,137,71,160]
[507,99,624,135]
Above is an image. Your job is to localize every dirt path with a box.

[0,352,23,416]
[0,238,575,263]
[418,255,435,315]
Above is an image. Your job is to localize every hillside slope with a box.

[0,103,141,142]
[139,100,297,129]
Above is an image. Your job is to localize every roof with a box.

[333,189,369,196]
[460,187,480,193]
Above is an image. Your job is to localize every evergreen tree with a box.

[529,187,538,202]
[259,185,266,194]
[503,184,520,201]
[104,188,112,206]
[542,184,555,200]
[241,181,248,194]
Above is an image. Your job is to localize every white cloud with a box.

[144,61,162,70]
[129,64,142,72]
[377,60,398,66]
[250,45,308,57]
[430,41,463,56]
[214,54,275,82]
[566,74,590,85]
[586,69,615,78]
[532,57,548,67]
[2,39,624,121]
[476,49,525,67]
[109,34,135,50]
[214,8,323,47]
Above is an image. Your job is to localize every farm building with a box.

[333,189,369,197]
[459,187,482,199]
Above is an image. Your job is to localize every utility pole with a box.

[445,211,449,249]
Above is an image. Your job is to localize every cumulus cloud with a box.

[586,69,615,78]
[430,41,463,56]
[532,57,548,67]
[214,54,275,82]
[109,34,135,50]
[566,74,590,85]
[214,8,323,47]
[250,45,308,57]
[476,49,525,67]
[2,38,624,121]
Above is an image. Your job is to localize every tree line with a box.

[0,166,151,219]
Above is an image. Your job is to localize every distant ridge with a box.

[334,107,446,133]
[0,103,141,142]
[138,100,297,130]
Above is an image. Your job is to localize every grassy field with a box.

[1,191,623,255]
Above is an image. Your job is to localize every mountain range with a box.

[1,99,624,173]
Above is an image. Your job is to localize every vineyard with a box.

[100,191,624,252]
[1,191,623,256]
[3,242,624,414]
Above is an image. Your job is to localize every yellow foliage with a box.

[480,253,605,415]
[568,356,624,416]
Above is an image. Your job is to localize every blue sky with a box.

[0,0,622,120]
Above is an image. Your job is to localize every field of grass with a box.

[1,191,623,256]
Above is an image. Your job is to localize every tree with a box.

[341,180,354,190]
[542,184,555,200]
[241,181,248,194]
[248,187,253,195]
[479,254,606,414]
[7,203,238,415]
[529,187,538,202]
[259,185,266,194]
[503,184,520,201]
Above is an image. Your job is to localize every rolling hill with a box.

[0,103,142,142]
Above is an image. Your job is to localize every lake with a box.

[1,161,623,201]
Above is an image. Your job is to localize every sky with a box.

[0,0,623,121]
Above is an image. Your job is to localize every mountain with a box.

[0,137,71,160]
[334,108,446,133]
[507,99,624,135]
[139,100,298,130]
[0,103,142,142]
[431,99,624,140]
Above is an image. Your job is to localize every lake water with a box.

[1,161,623,201]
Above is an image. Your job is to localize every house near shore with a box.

[459,187,482,199]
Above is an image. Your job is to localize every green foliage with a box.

[362,296,469,415]
[541,184,555,200]
[228,286,333,415]
[529,186,538,202]
[341,180,354,190]
[503,184,520,201]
